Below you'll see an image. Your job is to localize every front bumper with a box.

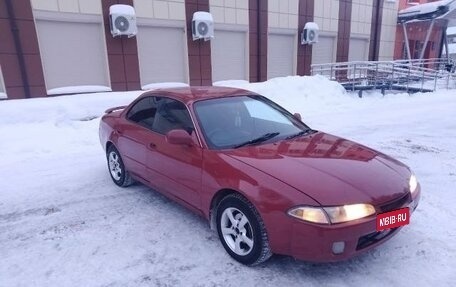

[289,189,421,262]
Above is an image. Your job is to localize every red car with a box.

[99,86,420,265]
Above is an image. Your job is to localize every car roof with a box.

[138,86,259,104]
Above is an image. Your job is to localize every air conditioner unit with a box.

[301,22,319,45]
[109,4,137,38]
[192,11,214,41]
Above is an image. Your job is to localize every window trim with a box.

[125,95,203,147]
[125,96,157,131]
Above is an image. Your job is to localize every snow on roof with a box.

[304,22,319,30]
[399,0,452,14]
[192,11,213,22]
[398,0,456,22]
[109,4,135,16]
[47,85,112,96]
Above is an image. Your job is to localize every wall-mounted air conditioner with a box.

[192,11,214,41]
[301,22,319,45]
[109,4,137,38]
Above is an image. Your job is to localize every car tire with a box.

[216,193,272,266]
[106,145,133,187]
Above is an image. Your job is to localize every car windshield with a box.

[193,95,311,149]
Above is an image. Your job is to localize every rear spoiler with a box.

[105,105,127,114]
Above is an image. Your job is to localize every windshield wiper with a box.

[285,129,315,140]
[233,132,280,149]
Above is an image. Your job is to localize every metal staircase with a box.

[311,58,456,96]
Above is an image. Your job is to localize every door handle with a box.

[148,142,157,149]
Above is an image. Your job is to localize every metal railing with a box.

[311,58,456,95]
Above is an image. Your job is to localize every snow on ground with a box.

[1,76,455,286]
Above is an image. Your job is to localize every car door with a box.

[146,97,203,209]
[116,97,158,182]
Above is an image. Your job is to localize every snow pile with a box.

[1,76,456,286]
[0,91,141,125]
[216,75,350,116]
[0,76,347,125]
[47,85,112,96]
[213,79,249,87]
[141,82,189,90]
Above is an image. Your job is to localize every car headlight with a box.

[323,204,376,224]
[288,206,330,224]
[288,204,376,224]
[409,174,418,194]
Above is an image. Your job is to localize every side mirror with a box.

[166,129,193,146]
[293,113,302,121]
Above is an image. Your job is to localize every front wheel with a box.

[216,194,272,265]
[107,145,133,187]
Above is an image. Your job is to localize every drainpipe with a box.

[257,0,261,82]
[371,0,381,61]
[5,0,31,98]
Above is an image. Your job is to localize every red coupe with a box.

[99,86,420,265]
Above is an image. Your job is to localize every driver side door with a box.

[146,97,203,209]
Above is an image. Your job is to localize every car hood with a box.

[223,132,411,206]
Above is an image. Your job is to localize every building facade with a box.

[394,0,447,61]
[0,0,400,100]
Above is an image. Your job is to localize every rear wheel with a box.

[107,145,133,187]
[216,193,272,265]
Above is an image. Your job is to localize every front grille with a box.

[379,192,411,213]
[356,228,399,250]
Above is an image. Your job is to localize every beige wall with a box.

[268,0,299,29]
[134,0,185,20]
[379,0,399,61]
[314,0,339,33]
[31,0,102,14]
[313,0,338,65]
[350,0,373,61]
[209,0,248,25]
[210,1,249,81]
[267,0,299,76]
[351,0,373,35]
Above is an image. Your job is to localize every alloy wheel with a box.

[108,151,122,181]
[220,207,254,256]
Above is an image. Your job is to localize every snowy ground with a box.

[1,76,455,286]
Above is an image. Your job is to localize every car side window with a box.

[152,97,194,135]
[127,97,157,130]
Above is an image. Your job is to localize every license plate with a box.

[376,207,410,231]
